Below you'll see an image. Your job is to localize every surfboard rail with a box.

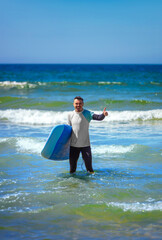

[41,124,72,161]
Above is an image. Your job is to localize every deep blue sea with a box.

[0,64,162,239]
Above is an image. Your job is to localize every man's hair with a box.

[74,96,84,102]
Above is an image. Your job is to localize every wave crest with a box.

[93,145,135,156]
[106,200,162,212]
[0,109,161,125]
[0,81,38,89]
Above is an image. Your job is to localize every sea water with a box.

[0,64,162,239]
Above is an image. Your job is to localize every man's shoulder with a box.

[82,109,93,114]
[82,109,94,122]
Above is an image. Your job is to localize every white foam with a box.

[0,179,17,186]
[16,137,44,155]
[0,138,8,143]
[0,109,161,125]
[14,137,136,156]
[92,145,135,156]
[0,192,30,203]
[106,200,162,212]
[0,137,45,155]
[103,109,162,122]
[1,192,22,200]
[0,81,37,89]
[98,81,122,85]
[0,109,68,125]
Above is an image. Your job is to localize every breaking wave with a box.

[0,137,148,157]
[0,80,161,89]
[0,81,39,89]
[0,109,161,125]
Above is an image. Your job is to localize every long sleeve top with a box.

[68,109,105,147]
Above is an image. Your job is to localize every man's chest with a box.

[71,113,88,128]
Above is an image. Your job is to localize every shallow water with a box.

[0,64,162,239]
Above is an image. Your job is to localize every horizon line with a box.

[0,62,162,65]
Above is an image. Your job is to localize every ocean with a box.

[0,64,162,239]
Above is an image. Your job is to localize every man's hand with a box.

[103,107,108,116]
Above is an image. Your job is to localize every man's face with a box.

[73,99,84,112]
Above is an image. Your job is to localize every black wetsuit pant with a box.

[69,146,94,173]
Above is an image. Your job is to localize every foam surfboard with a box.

[41,124,72,160]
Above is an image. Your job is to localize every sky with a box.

[0,0,162,64]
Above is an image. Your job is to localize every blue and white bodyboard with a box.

[41,124,72,160]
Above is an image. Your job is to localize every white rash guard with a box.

[68,109,105,148]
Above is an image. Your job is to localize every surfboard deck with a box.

[41,124,72,160]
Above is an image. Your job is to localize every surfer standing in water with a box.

[68,96,108,174]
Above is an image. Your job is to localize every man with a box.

[68,96,108,174]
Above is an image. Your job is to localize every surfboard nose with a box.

[41,124,72,160]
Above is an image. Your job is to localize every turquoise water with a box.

[0,64,162,239]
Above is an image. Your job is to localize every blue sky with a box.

[0,0,162,63]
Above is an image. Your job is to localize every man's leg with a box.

[69,146,80,173]
[81,146,94,173]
